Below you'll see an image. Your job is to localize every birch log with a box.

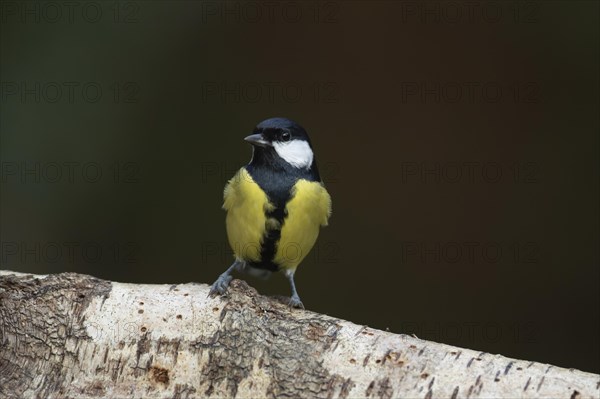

[0,271,598,399]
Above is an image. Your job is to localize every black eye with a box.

[281,131,291,142]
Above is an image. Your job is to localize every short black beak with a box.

[244,133,271,147]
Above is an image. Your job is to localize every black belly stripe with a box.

[256,204,288,270]
[244,149,321,271]
[245,167,295,271]
[243,182,290,271]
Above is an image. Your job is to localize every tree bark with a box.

[0,271,598,399]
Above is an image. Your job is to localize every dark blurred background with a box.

[1,1,598,373]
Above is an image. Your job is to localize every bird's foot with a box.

[288,295,305,309]
[208,274,233,297]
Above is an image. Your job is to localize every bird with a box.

[209,117,332,308]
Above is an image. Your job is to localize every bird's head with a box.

[245,117,314,170]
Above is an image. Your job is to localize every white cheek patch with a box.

[273,140,314,169]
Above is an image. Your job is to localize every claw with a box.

[288,295,304,309]
[208,274,233,298]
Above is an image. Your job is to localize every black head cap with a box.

[244,117,321,181]
[252,117,312,146]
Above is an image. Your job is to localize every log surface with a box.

[0,271,598,398]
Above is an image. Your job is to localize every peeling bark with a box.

[0,271,598,399]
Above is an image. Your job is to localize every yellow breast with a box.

[274,179,331,270]
[223,167,332,270]
[223,168,273,262]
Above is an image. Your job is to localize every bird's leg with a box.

[209,259,244,297]
[284,270,304,309]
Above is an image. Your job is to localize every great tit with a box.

[209,117,332,308]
